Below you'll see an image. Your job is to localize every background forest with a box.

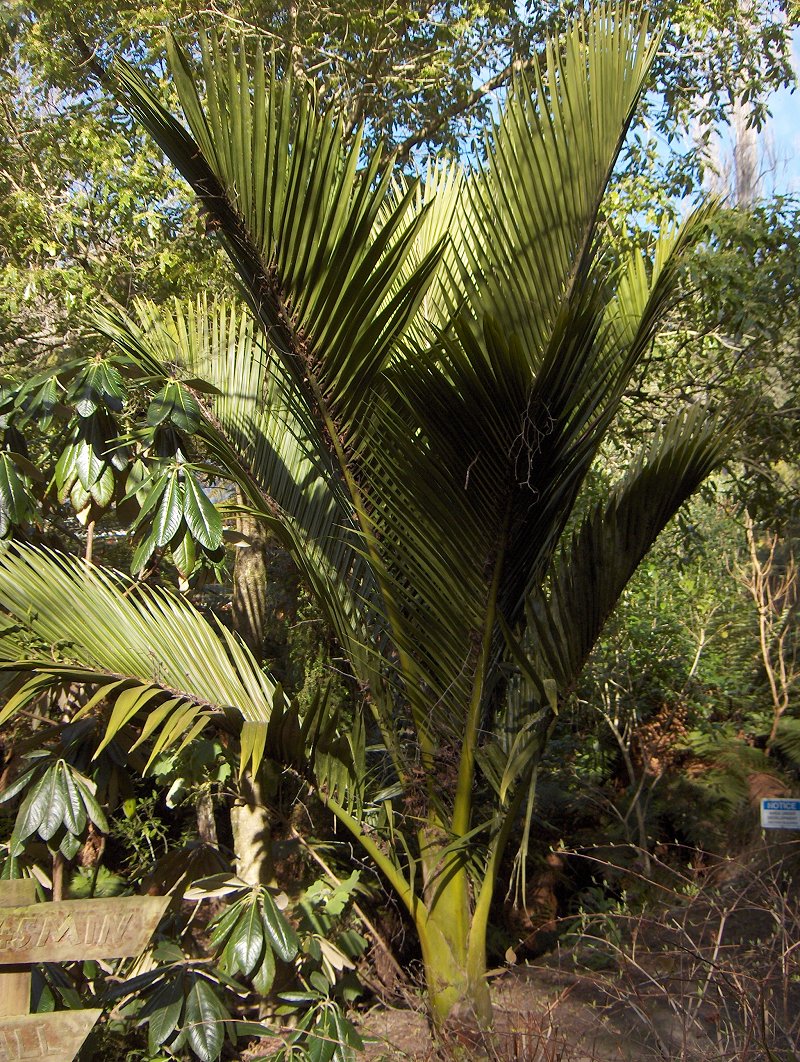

[0,2,799,1060]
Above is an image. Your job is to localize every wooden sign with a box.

[0,1010,102,1062]
[0,880,168,1062]
[0,894,169,964]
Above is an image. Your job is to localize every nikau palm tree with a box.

[0,5,733,1029]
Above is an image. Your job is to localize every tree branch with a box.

[394,53,539,164]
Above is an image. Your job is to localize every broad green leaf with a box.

[332,1008,364,1056]
[309,970,330,995]
[60,831,81,859]
[129,471,167,525]
[60,765,88,836]
[72,774,109,832]
[153,473,183,547]
[147,382,202,433]
[98,362,126,410]
[55,441,78,496]
[15,765,65,842]
[90,464,115,508]
[261,890,299,962]
[140,978,184,1050]
[74,431,104,490]
[229,900,264,976]
[307,1009,336,1062]
[70,480,93,524]
[72,374,99,418]
[103,966,169,1002]
[170,529,196,581]
[184,976,227,1062]
[168,385,202,434]
[180,377,222,395]
[251,940,275,995]
[182,471,222,549]
[5,453,43,482]
[277,991,319,1005]
[147,384,175,427]
[0,454,33,525]
[28,376,59,427]
[131,531,157,574]
[0,765,36,804]
[209,896,246,950]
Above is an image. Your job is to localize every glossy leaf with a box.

[182,470,222,549]
[251,938,275,995]
[54,442,78,497]
[153,472,183,547]
[261,890,299,962]
[15,765,65,842]
[60,767,87,836]
[90,464,115,508]
[148,381,202,434]
[228,900,265,976]
[139,978,184,1052]
[183,975,227,1062]
[170,528,196,581]
[0,453,36,530]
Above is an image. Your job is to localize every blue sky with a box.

[760,28,799,195]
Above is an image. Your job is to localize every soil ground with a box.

[355,846,800,1061]
[357,963,730,1061]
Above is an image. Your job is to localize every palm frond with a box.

[363,206,715,749]
[485,404,734,895]
[107,299,390,675]
[379,162,466,347]
[102,9,731,844]
[0,545,277,767]
[458,5,660,361]
[114,36,443,440]
[525,404,733,696]
[93,299,394,760]
[488,402,734,811]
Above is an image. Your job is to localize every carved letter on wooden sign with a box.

[0,895,169,964]
[0,1011,102,1062]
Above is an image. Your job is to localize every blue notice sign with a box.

[760,799,800,829]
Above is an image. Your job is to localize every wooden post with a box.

[0,879,36,1019]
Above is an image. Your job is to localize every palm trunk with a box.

[416,750,542,1031]
[414,534,508,1030]
[417,868,492,1031]
[417,828,476,1025]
